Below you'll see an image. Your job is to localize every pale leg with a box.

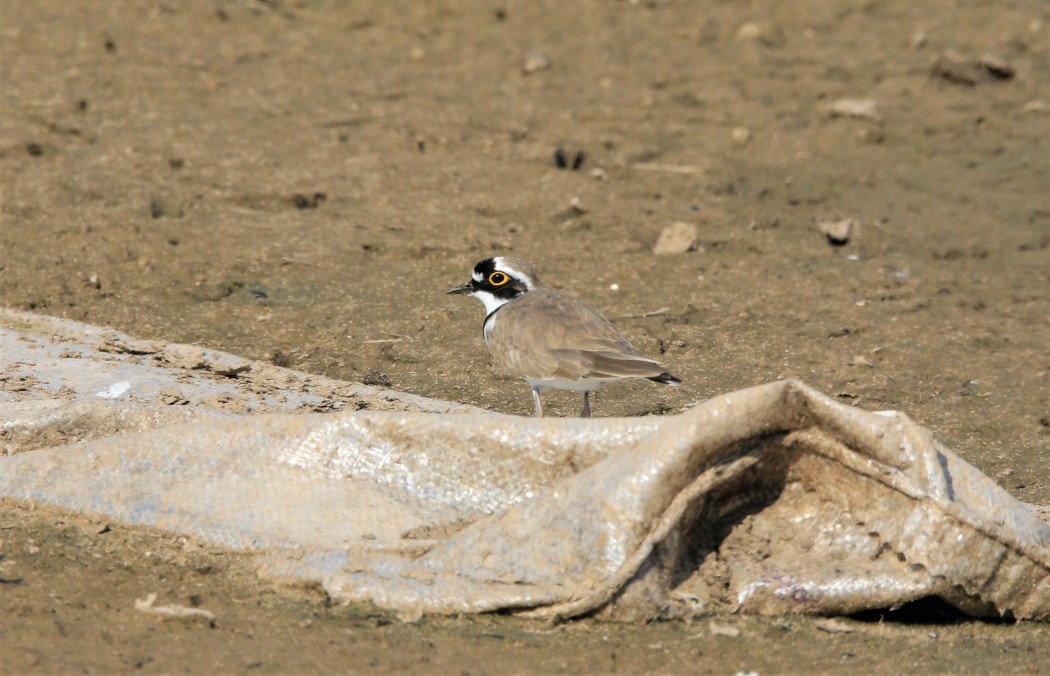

[531,385,544,417]
[579,391,591,418]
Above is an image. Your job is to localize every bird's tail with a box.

[648,372,682,386]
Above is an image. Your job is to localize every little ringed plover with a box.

[448,257,681,417]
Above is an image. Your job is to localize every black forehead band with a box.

[474,258,497,276]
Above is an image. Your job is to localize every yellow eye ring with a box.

[488,271,509,286]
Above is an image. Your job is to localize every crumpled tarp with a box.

[1,309,1048,622]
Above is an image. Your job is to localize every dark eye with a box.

[488,271,509,286]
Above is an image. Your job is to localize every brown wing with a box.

[486,288,668,380]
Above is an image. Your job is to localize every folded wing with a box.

[487,288,671,381]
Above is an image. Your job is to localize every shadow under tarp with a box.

[1,309,1047,622]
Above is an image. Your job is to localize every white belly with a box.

[527,377,616,392]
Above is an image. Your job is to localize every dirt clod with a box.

[362,369,393,387]
[653,222,698,255]
[816,217,854,245]
[522,51,551,74]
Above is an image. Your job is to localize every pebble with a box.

[857,127,885,144]
[522,51,551,75]
[709,621,741,637]
[159,387,187,405]
[932,50,1015,85]
[822,98,881,123]
[977,53,1015,80]
[816,217,854,246]
[731,127,752,144]
[653,222,698,255]
[815,618,857,633]
[362,370,392,387]
[736,22,763,40]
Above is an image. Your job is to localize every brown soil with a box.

[2,0,1048,672]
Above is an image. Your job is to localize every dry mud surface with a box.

[2,0,1049,672]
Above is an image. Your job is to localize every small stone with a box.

[857,127,885,144]
[568,196,588,215]
[397,607,424,624]
[932,50,979,85]
[816,618,857,633]
[708,621,740,637]
[1022,100,1050,114]
[653,222,698,255]
[522,51,551,75]
[849,355,873,367]
[160,387,186,405]
[292,192,326,210]
[731,127,752,144]
[822,98,882,123]
[932,51,1014,86]
[362,370,392,387]
[816,217,854,246]
[977,54,1015,80]
[736,22,763,40]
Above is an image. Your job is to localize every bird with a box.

[447,256,681,417]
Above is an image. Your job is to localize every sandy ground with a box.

[1,0,1048,672]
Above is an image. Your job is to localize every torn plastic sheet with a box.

[1,310,1047,622]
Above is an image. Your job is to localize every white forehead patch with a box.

[492,257,533,291]
[472,270,483,282]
